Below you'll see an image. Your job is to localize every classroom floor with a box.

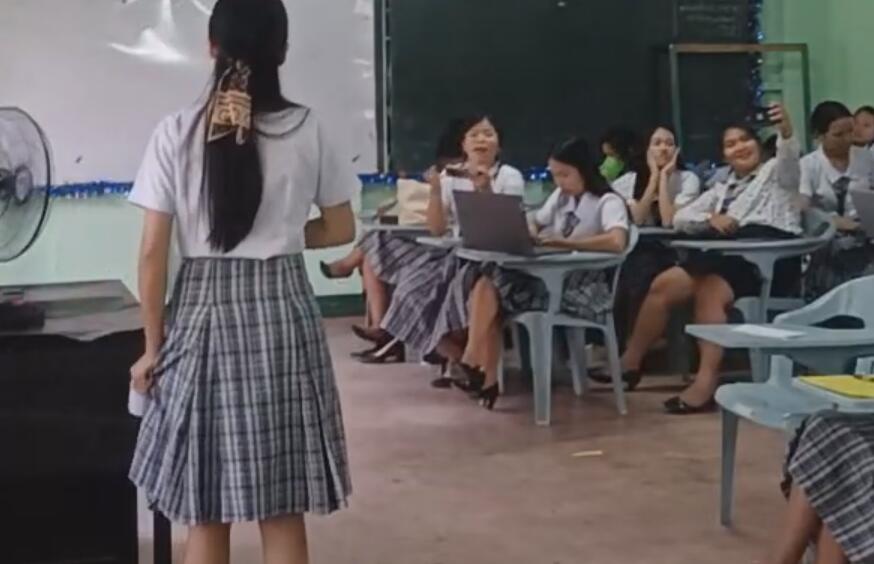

[137,317,787,564]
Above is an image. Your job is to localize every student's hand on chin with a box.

[661,148,679,178]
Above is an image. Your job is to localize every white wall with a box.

[0,0,374,297]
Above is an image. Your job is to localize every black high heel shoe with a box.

[588,368,643,392]
[477,383,500,410]
[452,363,485,394]
[359,340,405,364]
[353,325,389,344]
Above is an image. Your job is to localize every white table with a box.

[670,237,827,322]
[686,323,874,375]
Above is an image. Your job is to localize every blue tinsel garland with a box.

[51,2,762,200]
[48,167,555,199]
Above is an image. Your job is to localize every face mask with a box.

[599,156,624,182]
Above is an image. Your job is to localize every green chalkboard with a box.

[386,0,755,170]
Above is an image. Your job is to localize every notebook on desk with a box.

[798,375,874,399]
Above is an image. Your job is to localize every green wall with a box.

[766,0,874,110]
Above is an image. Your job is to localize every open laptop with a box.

[452,191,567,256]
[851,189,874,236]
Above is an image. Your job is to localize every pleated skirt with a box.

[129,255,351,525]
[783,411,874,562]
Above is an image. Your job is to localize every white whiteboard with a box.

[0,0,377,183]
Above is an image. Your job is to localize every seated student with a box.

[323,116,524,361]
[611,125,700,227]
[801,101,874,299]
[591,125,700,369]
[768,411,874,564]
[434,137,629,409]
[617,104,802,413]
[319,122,464,275]
[854,105,874,152]
[599,126,640,182]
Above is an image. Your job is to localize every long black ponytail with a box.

[204,0,291,252]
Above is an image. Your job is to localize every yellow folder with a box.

[799,376,874,399]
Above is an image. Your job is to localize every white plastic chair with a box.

[715,275,874,527]
[734,208,836,381]
[501,227,639,425]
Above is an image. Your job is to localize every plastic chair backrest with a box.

[607,225,640,297]
[776,275,874,328]
[802,207,836,241]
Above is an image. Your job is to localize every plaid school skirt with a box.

[359,230,449,285]
[129,255,351,525]
[782,411,874,562]
[419,261,613,356]
[379,251,466,354]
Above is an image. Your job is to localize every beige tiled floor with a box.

[137,318,786,564]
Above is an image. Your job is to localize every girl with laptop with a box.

[426,137,630,409]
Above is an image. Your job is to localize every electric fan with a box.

[0,107,52,331]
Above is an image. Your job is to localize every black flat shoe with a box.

[320,261,340,279]
[359,341,405,364]
[663,396,717,415]
[588,368,643,391]
[431,376,454,389]
[353,325,389,344]
[351,345,380,359]
[477,383,500,410]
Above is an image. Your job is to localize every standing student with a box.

[617,104,802,413]
[438,137,629,409]
[768,411,874,564]
[127,1,356,562]
[801,101,874,299]
[854,105,874,152]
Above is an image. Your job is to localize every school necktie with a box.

[719,175,756,215]
[833,176,851,216]
[561,211,580,238]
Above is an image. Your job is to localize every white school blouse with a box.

[532,189,628,239]
[439,164,525,225]
[800,146,874,219]
[674,135,803,235]
[129,104,360,259]
[611,170,701,226]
